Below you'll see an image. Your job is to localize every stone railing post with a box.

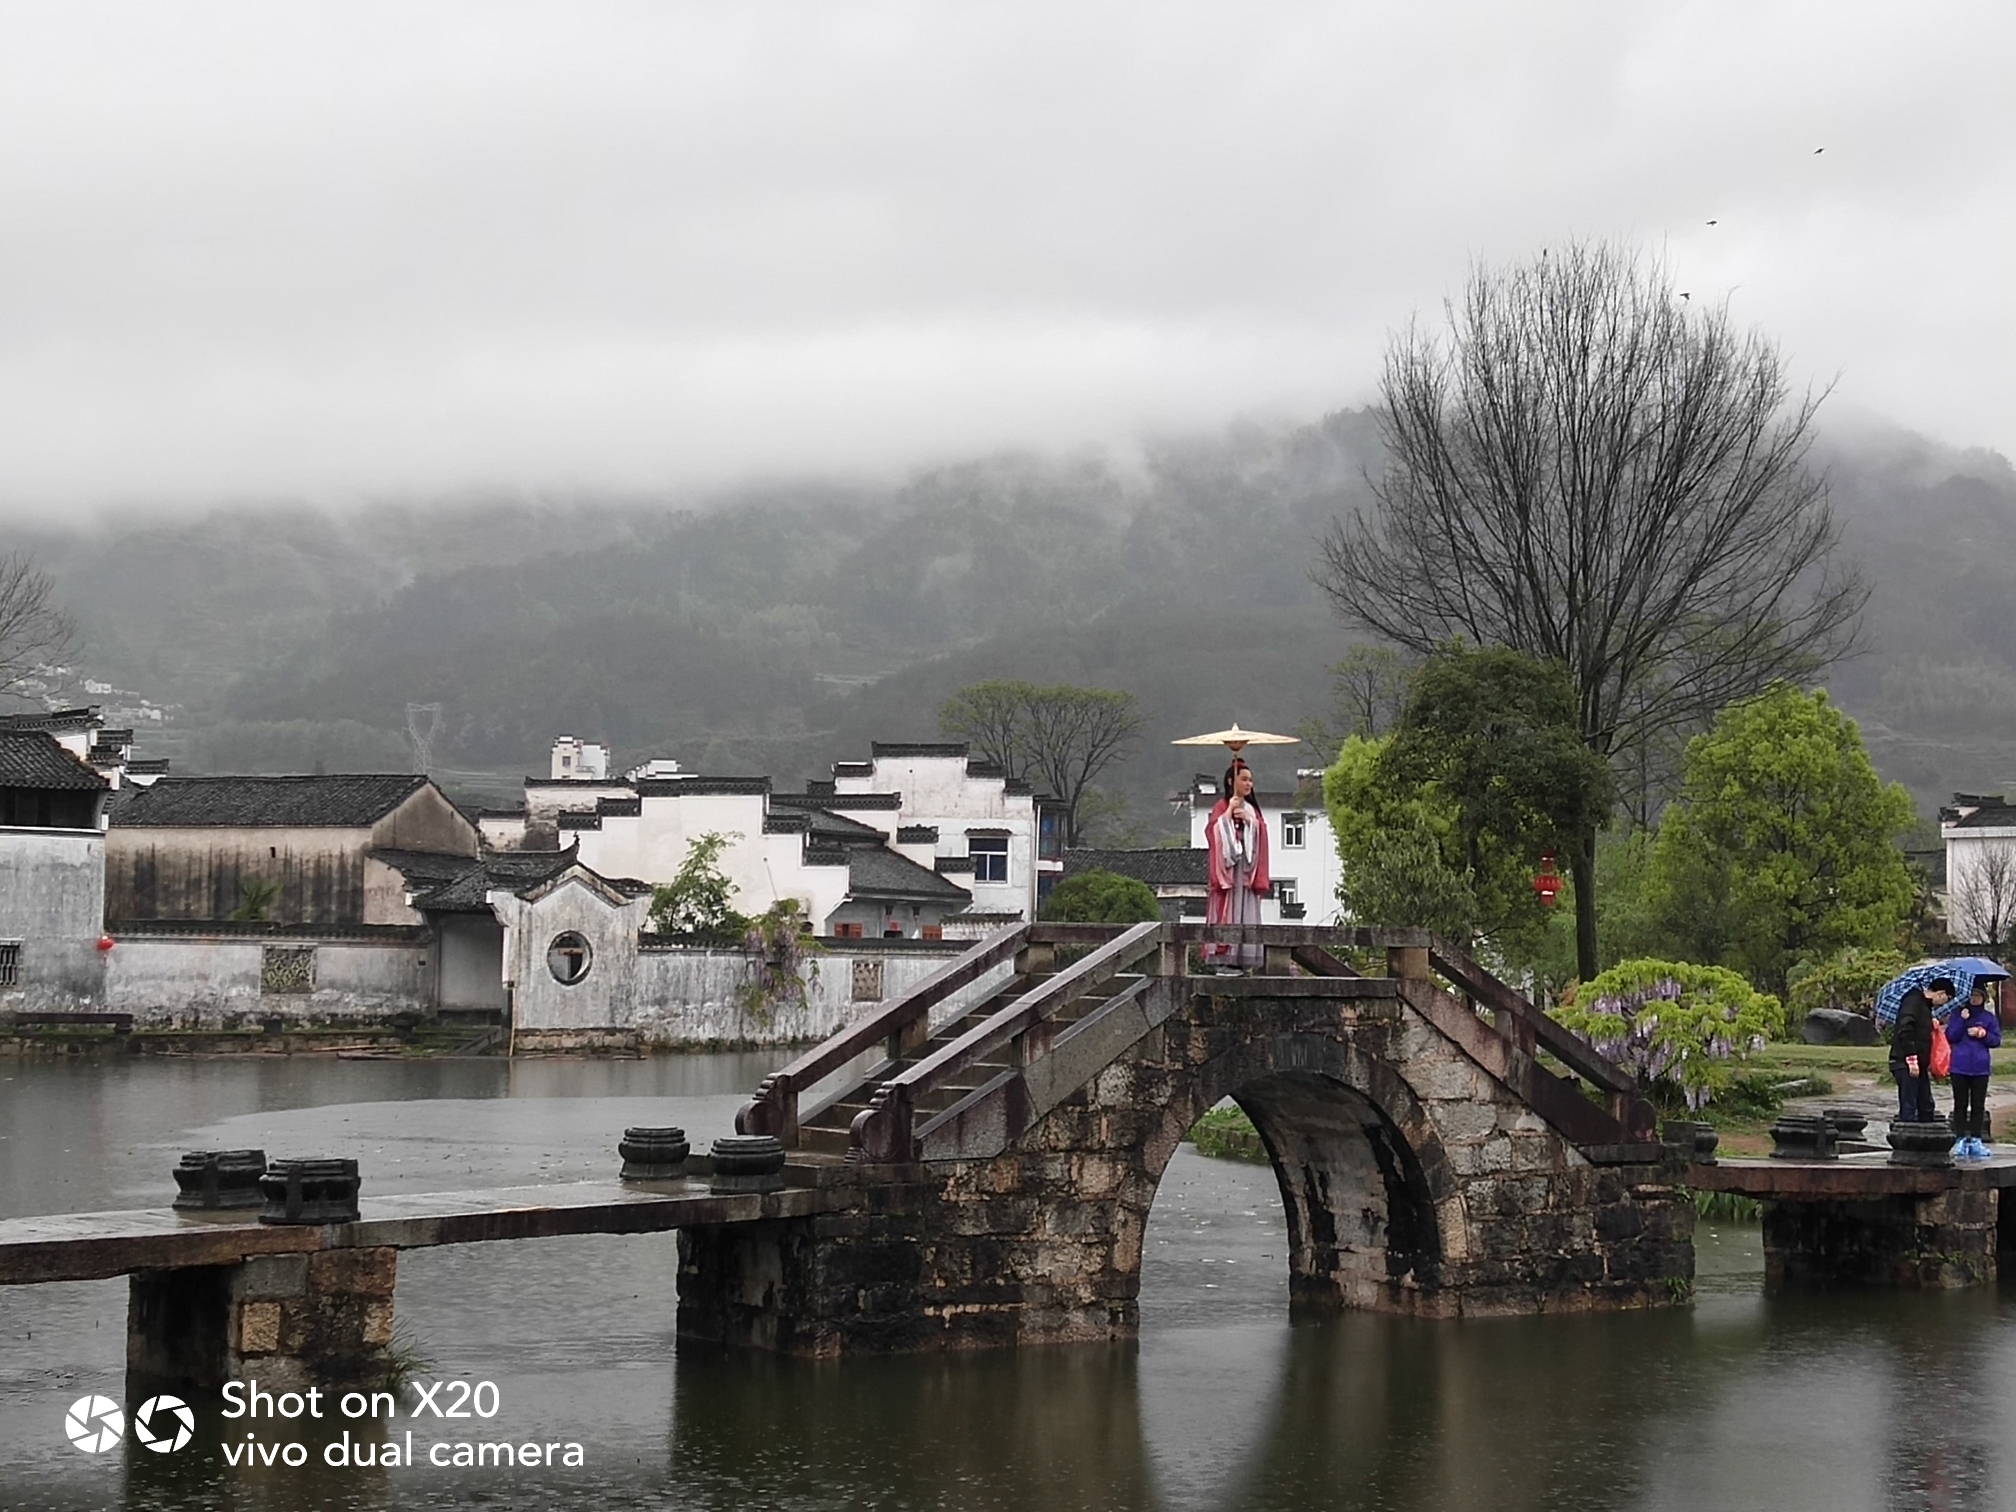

[735,1074,799,1146]
[1386,945,1429,982]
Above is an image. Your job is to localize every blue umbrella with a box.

[1874,958,2011,1027]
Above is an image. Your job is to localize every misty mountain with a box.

[16,410,2016,834]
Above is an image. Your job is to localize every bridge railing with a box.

[736,923,1030,1147]
[848,921,1164,1163]
[1424,935,1653,1145]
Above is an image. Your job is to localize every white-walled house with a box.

[0,722,113,1010]
[549,736,609,781]
[564,776,973,939]
[827,742,1064,921]
[1942,793,2016,945]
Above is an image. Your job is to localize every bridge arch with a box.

[1134,1032,1463,1316]
[1128,1032,1459,1314]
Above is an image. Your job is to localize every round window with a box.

[547,931,592,985]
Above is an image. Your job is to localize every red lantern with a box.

[1531,854,1562,908]
[96,934,116,952]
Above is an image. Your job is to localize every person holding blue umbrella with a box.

[1888,975,1956,1125]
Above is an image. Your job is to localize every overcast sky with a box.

[0,2,2009,515]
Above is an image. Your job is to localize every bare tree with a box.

[937,681,1033,782]
[1314,241,1866,977]
[940,679,1143,846]
[1295,644,1415,758]
[1951,840,2016,952]
[0,551,77,702]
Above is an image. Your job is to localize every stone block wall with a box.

[1763,1186,2001,1289]
[127,1248,397,1393]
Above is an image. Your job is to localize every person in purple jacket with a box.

[1945,983,2001,1160]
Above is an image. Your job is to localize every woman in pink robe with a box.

[1204,760,1269,969]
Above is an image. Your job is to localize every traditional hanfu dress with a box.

[1204,798,1269,969]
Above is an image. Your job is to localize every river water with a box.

[3,1054,2014,1512]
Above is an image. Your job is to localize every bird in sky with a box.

[1680,292,1691,301]
[1814,147,1825,154]
[1706,219,1718,225]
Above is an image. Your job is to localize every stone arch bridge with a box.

[684,923,1690,1354]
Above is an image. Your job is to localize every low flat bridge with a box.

[3,925,1702,1388]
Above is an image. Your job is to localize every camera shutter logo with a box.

[133,1394,196,1453]
[64,1395,125,1454]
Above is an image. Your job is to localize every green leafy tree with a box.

[1786,945,1910,1022]
[1334,819,1478,939]
[1040,870,1162,924]
[1322,648,1606,986]
[1552,958,1783,1110]
[1645,686,1915,995]
[939,680,1143,846]
[1380,645,1614,942]
[647,832,751,944]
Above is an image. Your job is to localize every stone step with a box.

[798,1126,852,1155]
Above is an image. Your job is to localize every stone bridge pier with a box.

[678,947,1692,1355]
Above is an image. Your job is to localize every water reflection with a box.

[10,1059,2016,1512]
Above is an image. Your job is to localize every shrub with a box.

[1551,958,1782,1110]
[1786,945,1909,1023]
[647,833,750,944]
[1041,869,1161,924]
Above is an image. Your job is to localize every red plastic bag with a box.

[1930,1023,1952,1080]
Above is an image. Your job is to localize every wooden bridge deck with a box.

[0,1177,833,1286]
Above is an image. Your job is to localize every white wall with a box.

[573,791,852,930]
[518,939,976,1047]
[101,932,432,1027]
[0,827,107,1010]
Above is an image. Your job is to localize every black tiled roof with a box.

[773,791,903,812]
[871,741,969,759]
[1063,847,1209,886]
[805,779,837,796]
[557,811,601,830]
[848,846,973,903]
[370,849,480,888]
[0,731,112,791]
[1943,794,2016,828]
[409,850,587,914]
[935,855,974,875]
[635,776,769,797]
[98,729,134,746]
[1004,779,1033,797]
[126,759,172,776]
[965,760,1005,779]
[897,825,938,844]
[804,809,888,844]
[598,796,641,817]
[0,706,100,733]
[109,773,432,828]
